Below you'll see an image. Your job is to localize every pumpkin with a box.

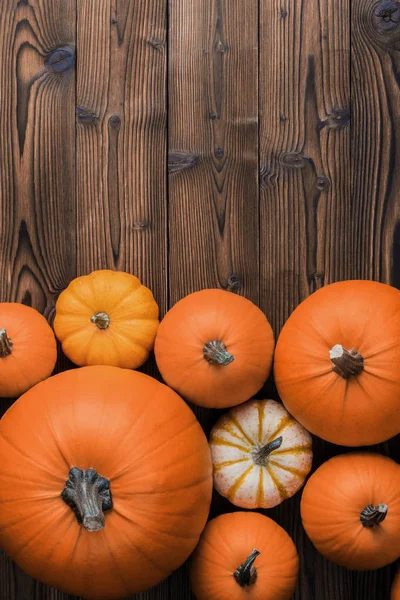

[53,270,159,369]
[154,289,275,408]
[274,280,400,445]
[0,366,212,599]
[190,511,299,600]
[0,302,57,397]
[301,452,400,570]
[210,399,312,508]
[392,570,400,600]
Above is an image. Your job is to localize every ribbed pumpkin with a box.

[154,289,275,408]
[301,453,400,570]
[190,512,299,600]
[210,399,312,508]
[54,270,159,369]
[0,302,57,397]
[0,366,212,599]
[392,570,400,600]
[274,280,400,445]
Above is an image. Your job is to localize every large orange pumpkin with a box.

[0,302,57,397]
[274,280,400,445]
[154,289,275,408]
[0,366,212,599]
[54,270,159,369]
[392,570,400,600]
[301,453,400,570]
[190,511,299,600]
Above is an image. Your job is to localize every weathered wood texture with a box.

[0,0,399,599]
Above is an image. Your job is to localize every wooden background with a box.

[0,0,399,598]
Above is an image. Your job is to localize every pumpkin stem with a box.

[329,344,364,379]
[0,328,13,357]
[203,340,234,366]
[91,312,111,330]
[360,504,388,528]
[251,436,283,466]
[234,549,260,587]
[61,467,113,532]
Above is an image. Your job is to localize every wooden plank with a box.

[76,0,168,321]
[76,0,167,598]
[0,1,76,599]
[168,0,259,306]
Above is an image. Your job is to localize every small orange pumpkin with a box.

[210,399,312,508]
[0,366,212,599]
[0,302,56,397]
[154,289,275,408]
[274,280,400,445]
[301,453,400,570]
[54,270,159,369]
[190,511,299,600]
[392,570,400,600]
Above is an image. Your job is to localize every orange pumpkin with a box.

[190,511,299,600]
[392,570,400,600]
[274,280,400,445]
[154,289,275,408]
[0,302,57,397]
[301,453,400,570]
[0,366,212,599]
[54,270,159,369]
[210,399,312,508]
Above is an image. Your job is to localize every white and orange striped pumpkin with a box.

[210,399,313,509]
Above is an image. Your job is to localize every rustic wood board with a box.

[0,0,399,599]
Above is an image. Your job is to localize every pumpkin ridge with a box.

[257,400,266,442]
[43,396,72,470]
[209,436,249,453]
[213,424,252,448]
[225,415,255,446]
[266,465,289,500]
[113,506,201,541]
[101,528,134,596]
[12,507,67,559]
[256,467,264,506]
[125,473,212,495]
[225,464,254,501]
[266,415,294,443]
[268,460,309,479]
[273,444,312,456]
[213,458,250,472]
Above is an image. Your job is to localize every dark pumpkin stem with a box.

[0,328,13,357]
[329,344,364,379]
[252,436,283,466]
[203,340,234,365]
[360,504,388,528]
[61,467,113,532]
[234,549,260,587]
[91,312,111,330]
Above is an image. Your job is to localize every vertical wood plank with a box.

[168,0,259,306]
[76,0,167,318]
[0,1,76,599]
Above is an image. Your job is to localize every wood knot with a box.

[316,175,330,191]
[149,38,164,51]
[45,46,75,73]
[209,112,218,120]
[133,221,150,231]
[215,40,228,53]
[214,147,224,159]
[168,151,200,173]
[280,8,288,18]
[76,106,98,124]
[109,114,121,129]
[320,108,351,129]
[372,1,400,32]
[280,114,287,122]
[281,152,306,168]
[227,274,242,292]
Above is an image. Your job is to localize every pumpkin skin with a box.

[301,453,400,570]
[54,270,159,369]
[210,399,312,508]
[0,366,212,600]
[190,511,299,600]
[274,280,400,445]
[392,570,400,600]
[0,303,57,397]
[154,289,275,408]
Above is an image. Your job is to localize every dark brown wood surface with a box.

[0,0,399,599]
